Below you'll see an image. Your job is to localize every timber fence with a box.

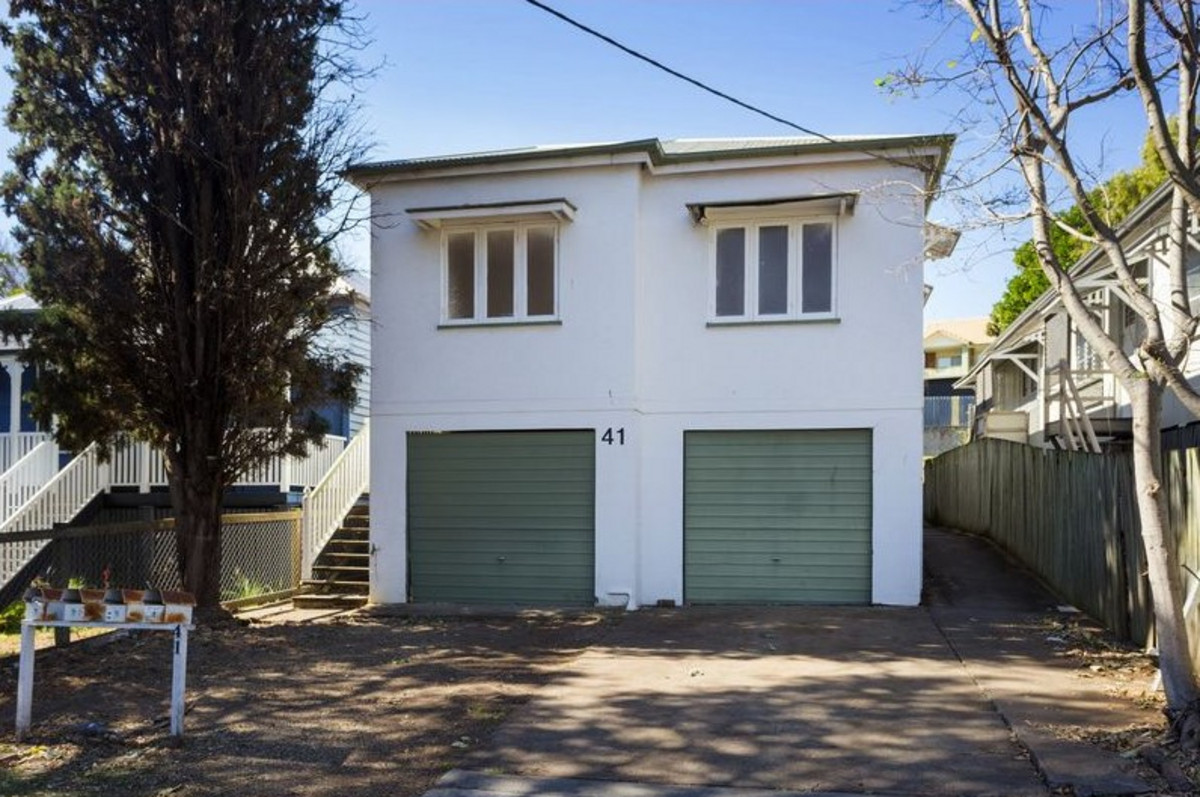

[924,438,1170,647]
[0,511,301,608]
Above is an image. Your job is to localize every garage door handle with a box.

[497,556,506,563]
[771,557,782,563]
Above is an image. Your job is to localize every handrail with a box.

[0,443,106,584]
[0,432,53,474]
[301,422,369,581]
[1062,370,1102,453]
[0,440,59,518]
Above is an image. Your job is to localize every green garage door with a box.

[684,429,872,604]
[407,430,595,605]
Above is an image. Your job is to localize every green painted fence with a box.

[923,438,1200,655]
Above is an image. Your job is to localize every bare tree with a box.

[907,0,1200,740]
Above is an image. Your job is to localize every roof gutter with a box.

[342,134,957,187]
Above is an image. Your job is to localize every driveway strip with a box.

[465,606,1048,796]
[429,770,884,797]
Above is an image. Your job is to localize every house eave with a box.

[343,134,957,188]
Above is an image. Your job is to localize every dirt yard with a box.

[0,610,616,797]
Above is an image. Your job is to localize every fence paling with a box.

[301,422,369,581]
[924,438,1181,658]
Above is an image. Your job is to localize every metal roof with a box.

[344,134,955,181]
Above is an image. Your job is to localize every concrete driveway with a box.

[443,528,1159,797]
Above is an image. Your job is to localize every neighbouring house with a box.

[0,293,48,470]
[0,280,373,596]
[310,275,372,440]
[0,282,371,509]
[349,135,955,608]
[959,180,1200,452]
[923,317,992,456]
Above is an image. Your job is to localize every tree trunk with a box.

[170,455,225,608]
[1129,379,1200,708]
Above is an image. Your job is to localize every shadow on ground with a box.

[0,614,613,797]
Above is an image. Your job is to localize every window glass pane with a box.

[802,223,833,314]
[447,232,475,319]
[527,227,556,316]
[486,229,514,318]
[758,225,789,315]
[715,228,745,316]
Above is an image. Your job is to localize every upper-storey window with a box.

[444,224,558,323]
[711,219,835,321]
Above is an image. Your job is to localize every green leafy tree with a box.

[988,136,1167,335]
[2,0,364,609]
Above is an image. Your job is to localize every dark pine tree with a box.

[2,0,364,609]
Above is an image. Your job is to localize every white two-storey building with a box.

[350,135,953,608]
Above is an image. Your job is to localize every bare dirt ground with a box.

[0,610,616,797]
[1036,613,1200,793]
[1,603,1196,796]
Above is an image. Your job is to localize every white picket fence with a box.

[301,421,369,580]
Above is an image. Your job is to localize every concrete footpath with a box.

[925,526,1156,796]
[424,527,1164,797]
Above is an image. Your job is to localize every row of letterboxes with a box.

[24,587,195,624]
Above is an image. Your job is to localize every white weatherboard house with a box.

[349,135,954,608]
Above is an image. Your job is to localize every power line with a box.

[522,0,843,145]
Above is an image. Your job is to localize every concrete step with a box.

[314,552,371,566]
[293,499,371,611]
[312,565,370,579]
[301,577,369,593]
[292,593,368,610]
[319,542,364,554]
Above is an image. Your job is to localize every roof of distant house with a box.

[0,293,38,313]
[924,317,993,347]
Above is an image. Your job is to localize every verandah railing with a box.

[301,421,369,581]
[105,435,347,493]
[0,432,352,593]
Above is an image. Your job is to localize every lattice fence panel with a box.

[1,511,300,605]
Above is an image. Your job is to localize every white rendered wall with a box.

[369,164,643,604]
[369,155,929,607]
[634,161,927,606]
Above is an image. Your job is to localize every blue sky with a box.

[0,0,1157,323]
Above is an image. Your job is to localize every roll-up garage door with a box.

[684,429,872,604]
[407,430,595,605]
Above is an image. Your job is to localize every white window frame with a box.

[707,215,838,323]
[440,222,560,325]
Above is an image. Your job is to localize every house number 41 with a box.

[601,428,625,446]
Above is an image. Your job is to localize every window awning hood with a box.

[686,193,857,225]
[407,198,576,230]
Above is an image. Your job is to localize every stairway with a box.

[294,501,369,609]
